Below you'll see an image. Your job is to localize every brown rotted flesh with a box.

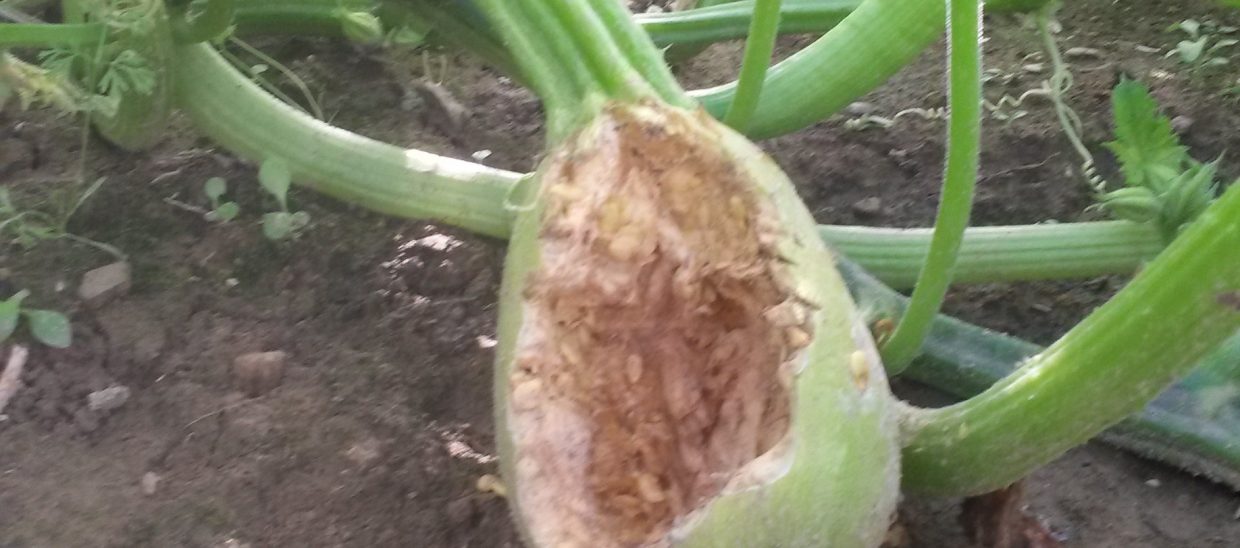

[508,106,810,547]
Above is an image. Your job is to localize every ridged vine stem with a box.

[901,183,1240,495]
[880,0,983,371]
[0,22,104,47]
[722,0,781,131]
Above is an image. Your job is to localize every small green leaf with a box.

[98,49,156,98]
[339,11,385,45]
[37,48,79,79]
[23,309,71,348]
[206,202,240,222]
[0,290,28,342]
[1104,79,1188,190]
[259,157,291,210]
[262,212,294,240]
[262,210,310,240]
[1160,162,1218,232]
[204,177,228,201]
[251,64,268,75]
[387,26,427,48]
[289,211,311,231]
[1178,38,1207,63]
[1176,19,1202,38]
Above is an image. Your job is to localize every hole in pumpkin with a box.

[508,106,809,547]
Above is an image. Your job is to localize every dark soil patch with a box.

[2,0,1239,547]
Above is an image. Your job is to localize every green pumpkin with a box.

[494,102,899,548]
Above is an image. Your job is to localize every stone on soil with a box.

[78,262,131,307]
[233,351,287,397]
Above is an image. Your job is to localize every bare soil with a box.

[2,0,1239,546]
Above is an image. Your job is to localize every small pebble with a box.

[87,385,131,413]
[476,474,507,497]
[141,471,160,496]
[846,101,878,116]
[1145,478,1161,488]
[851,197,883,216]
[78,262,131,307]
[232,351,287,398]
[1170,115,1193,135]
[1065,47,1103,59]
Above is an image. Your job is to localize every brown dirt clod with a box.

[231,351,288,398]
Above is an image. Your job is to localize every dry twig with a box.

[0,345,30,415]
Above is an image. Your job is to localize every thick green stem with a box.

[170,38,1160,283]
[640,0,855,47]
[0,22,103,47]
[473,0,583,135]
[543,0,649,100]
[881,0,982,371]
[169,0,234,44]
[839,258,1240,490]
[721,0,780,131]
[167,32,1160,289]
[228,0,1044,141]
[693,0,1049,139]
[228,1,519,78]
[692,0,945,138]
[230,0,342,35]
[391,1,521,78]
[231,0,855,51]
[172,43,518,237]
[822,221,1162,290]
[588,0,691,104]
[472,0,689,139]
[901,183,1240,496]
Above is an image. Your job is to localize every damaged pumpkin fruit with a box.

[494,102,900,547]
[474,0,1239,546]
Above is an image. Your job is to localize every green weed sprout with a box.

[1099,79,1220,241]
[1166,19,1238,78]
[336,6,384,45]
[0,290,72,349]
[202,176,240,222]
[257,157,310,240]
